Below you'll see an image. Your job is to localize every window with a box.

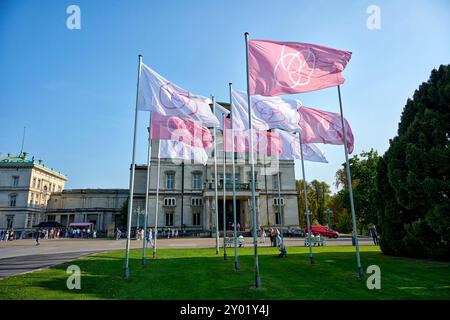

[193,211,201,225]
[193,173,202,189]
[275,211,281,225]
[37,179,41,189]
[272,174,280,190]
[6,215,14,228]
[165,212,174,226]
[9,194,17,207]
[163,197,176,206]
[52,184,55,192]
[12,176,19,187]
[191,197,203,206]
[47,215,56,222]
[32,178,36,188]
[30,193,34,205]
[166,173,175,189]
[273,198,285,206]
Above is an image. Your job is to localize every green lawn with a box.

[0,246,449,300]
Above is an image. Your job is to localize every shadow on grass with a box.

[1,247,449,300]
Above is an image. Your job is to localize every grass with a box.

[0,245,449,300]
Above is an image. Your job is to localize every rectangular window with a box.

[9,195,17,207]
[273,198,285,206]
[6,215,14,228]
[32,178,36,188]
[193,174,202,189]
[272,174,279,190]
[191,197,203,206]
[193,211,201,225]
[12,176,19,187]
[165,212,174,226]
[163,198,176,206]
[166,173,175,189]
[275,211,281,225]
[37,179,41,189]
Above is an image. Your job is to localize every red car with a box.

[305,225,339,238]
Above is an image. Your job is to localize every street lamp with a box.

[134,206,145,240]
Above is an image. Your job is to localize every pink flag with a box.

[150,113,213,148]
[224,119,283,156]
[248,40,352,96]
[223,118,282,156]
[298,106,354,154]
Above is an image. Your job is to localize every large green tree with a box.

[335,149,381,234]
[376,65,450,261]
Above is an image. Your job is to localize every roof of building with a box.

[0,152,68,179]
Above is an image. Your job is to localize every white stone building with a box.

[0,153,67,229]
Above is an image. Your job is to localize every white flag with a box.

[277,130,328,163]
[214,102,230,131]
[231,89,300,132]
[159,140,208,165]
[138,63,220,128]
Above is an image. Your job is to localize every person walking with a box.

[369,224,379,245]
[116,227,122,240]
[146,227,154,248]
[35,229,41,246]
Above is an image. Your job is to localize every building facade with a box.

[130,135,299,233]
[46,189,128,232]
[0,153,67,229]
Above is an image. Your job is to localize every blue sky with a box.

[1,0,449,191]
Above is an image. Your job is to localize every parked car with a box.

[305,225,339,238]
[285,228,305,237]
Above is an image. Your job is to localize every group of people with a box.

[69,227,96,238]
[0,229,16,241]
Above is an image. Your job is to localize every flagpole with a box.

[298,131,314,264]
[124,54,142,279]
[337,85,363,279]
[244,32,261,288]
[153,141,161,259]
[229,82,239,272]
[212,96,220,255]
[222,112,228,260]
[275,130,284,245]
[264,154,270,227]
[142,112,152,265]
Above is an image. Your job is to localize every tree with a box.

[376,65,450,261]
[335,149,381,234]
[116,197,129,230]
[296,179,331,227]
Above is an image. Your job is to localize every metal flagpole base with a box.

[224,253,228,260]
[234,261,239,272]
[309,255,315,264]
[255,275,261,288]
[357,266,364,280]
[123,267,130,279]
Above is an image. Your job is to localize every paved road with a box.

[0,237,374,279]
